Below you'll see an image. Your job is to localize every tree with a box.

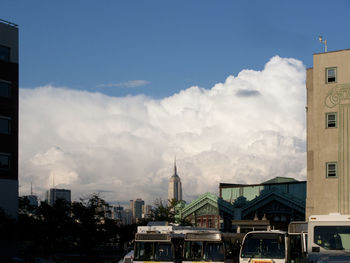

[149,198,175,222]
[35,198,73,255]
[17,193,133,260]
[71,193,115,260]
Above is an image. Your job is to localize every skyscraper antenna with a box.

[174,156,177,175]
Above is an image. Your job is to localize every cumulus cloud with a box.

[96,80,150,88]
[19,56,306,206]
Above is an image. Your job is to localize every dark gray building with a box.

[133,198,145,221]
[46,188,71,205]
[0,19,19,219]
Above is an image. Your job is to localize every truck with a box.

[307,213,350,263]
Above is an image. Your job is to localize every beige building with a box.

[306,49,350,218]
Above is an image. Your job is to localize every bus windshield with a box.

[314,226,350,251]
[184,241,224,261]
[241,233,285,259]
[134,242,174,261]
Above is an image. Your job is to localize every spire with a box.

[174,156,177,176]
[168,156,182,204]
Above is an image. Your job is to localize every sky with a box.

[1,0,350,207]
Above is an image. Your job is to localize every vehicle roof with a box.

[245,230,286,235]
[309,214,350,221]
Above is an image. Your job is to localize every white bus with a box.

[239,230,286,263]
[182,230,244,263]
[308,214,350,263]
[133,226,184,263]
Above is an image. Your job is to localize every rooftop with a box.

[0,18,18,28]
[313,48,350,56]
[220,176,305,188]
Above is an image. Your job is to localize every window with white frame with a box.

[326,67,337,83]
[326,162,337,178]
[0,153,10,170]
[326,112,337,128]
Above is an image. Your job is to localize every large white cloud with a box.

[19,56,306,206]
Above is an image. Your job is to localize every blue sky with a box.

[3,1,350,203]
[2,0,350,98]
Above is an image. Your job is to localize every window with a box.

[0,116,11,134]
[0,153,10,170]
[0,80,11,97]
[326,162,337,178]
[314,226,350,250]
[0,45,10,62]
[326,67,337,83]
[326,113,337,128]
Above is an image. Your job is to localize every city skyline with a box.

[1,1,350,205]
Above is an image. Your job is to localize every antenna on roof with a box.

[319,35,327,52]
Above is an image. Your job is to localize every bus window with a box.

[184,241,202,261]
[289,234,303,262]
[203,242,224,261]
[155,243,174,261]
[134,242,154,261]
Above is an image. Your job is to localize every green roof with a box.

[262,177,297,184]
[179,192,235,219]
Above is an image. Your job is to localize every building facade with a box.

[175,192,236,231]
[306,49,350,217]
[220,177,306,229]
[23,195,39,208]
[176,177,306,231]
[220,177,306,204]
[132,198,145,221]
[168,161,182,203]
[0,20,19,218]
[46,188,71,205]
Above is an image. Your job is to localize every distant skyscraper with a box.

[124,208,133,224]
[133,198,145,220]
[168,160,182,204]
[23,195,39,208]
[46,188,71,206]
[0,19,19,219]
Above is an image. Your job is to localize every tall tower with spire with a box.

[168,159,182,204]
